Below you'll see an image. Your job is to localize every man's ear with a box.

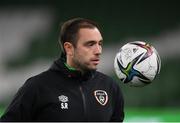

[64,42,74,56]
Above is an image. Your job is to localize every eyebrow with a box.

[99,39,103,43]
[83,40,102,46]
[85,39,103,43]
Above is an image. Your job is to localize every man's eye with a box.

[88,43,94,46]
[85,42,94,46]
[99,42,103,46]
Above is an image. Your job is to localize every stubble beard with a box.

[73,57,97,73]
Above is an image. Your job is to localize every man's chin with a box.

[89,66,98,71]
[84,66,97,72]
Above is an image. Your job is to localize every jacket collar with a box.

[50,56,96,81]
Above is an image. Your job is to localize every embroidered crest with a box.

[94,90,108,106]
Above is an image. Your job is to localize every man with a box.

[0,18,124,121]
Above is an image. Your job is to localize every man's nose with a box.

[94,45,102,55]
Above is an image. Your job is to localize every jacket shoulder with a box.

[25,69,57,85]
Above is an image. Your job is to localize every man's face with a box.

[72,28,103,72]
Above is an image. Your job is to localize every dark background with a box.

[0,0,180,109]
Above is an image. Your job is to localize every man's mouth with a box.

[91,59,100,65]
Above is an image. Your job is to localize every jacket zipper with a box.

[79,85,87,120]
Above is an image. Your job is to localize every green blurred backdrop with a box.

[0,0,180,122]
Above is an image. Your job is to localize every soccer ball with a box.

[114,41,161,87]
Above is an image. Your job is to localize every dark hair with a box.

[59,17,100,53]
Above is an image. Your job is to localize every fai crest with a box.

[94,90,108,106]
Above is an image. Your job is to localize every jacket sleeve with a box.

[0,78,37,121]
[110,81,124,122]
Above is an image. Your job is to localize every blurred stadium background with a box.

[0,0,180,122]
